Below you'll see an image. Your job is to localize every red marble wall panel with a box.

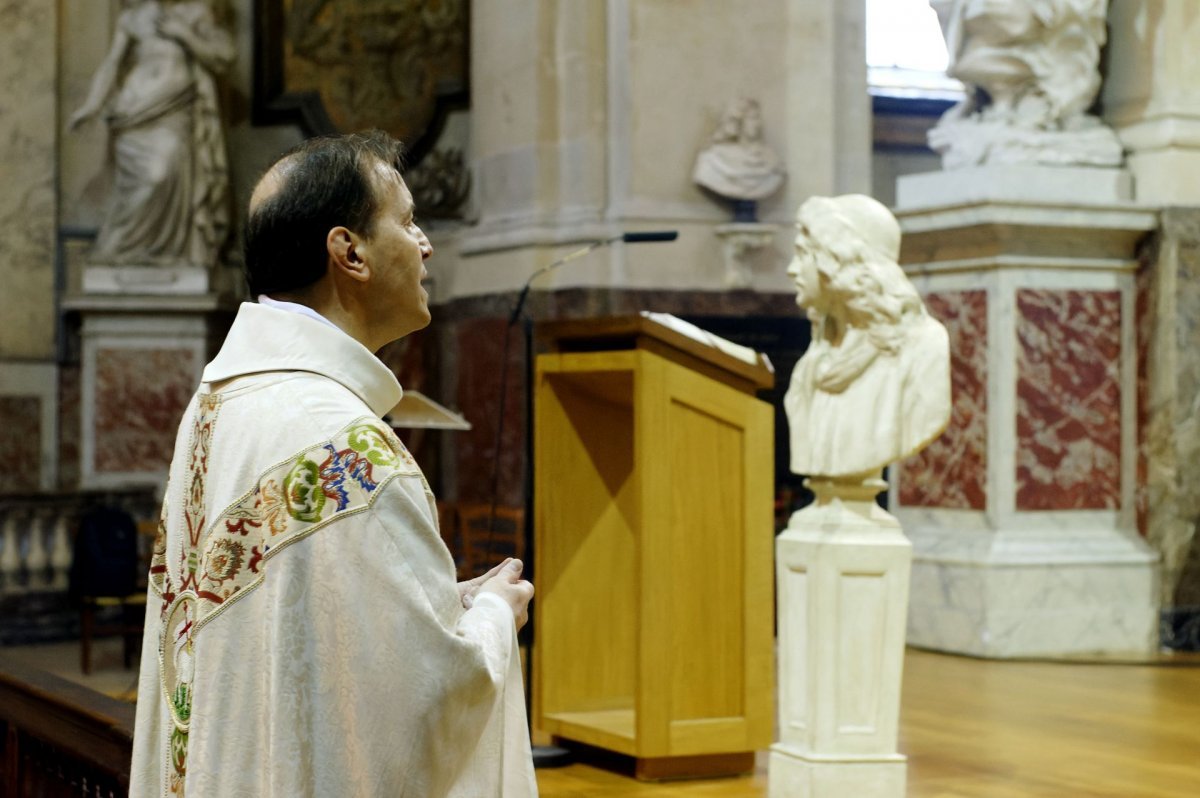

[1015,290,1121,510]
[58,365,80,489]
[0,396,41,493]
[1135,260,1151,536]
[898,290,988,509]
[95,348,195,474]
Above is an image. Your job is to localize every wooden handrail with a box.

[0,661,134,797]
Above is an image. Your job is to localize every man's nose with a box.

[419,232,433,260]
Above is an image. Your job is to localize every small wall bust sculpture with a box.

[928,0,1122,169]
[692,98,785,222]
[70,0,234,271]
[784,195,951,479]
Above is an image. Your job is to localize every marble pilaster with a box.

[769,480,908,798]
[1104,1,1200,205]
[1137,208,1200,650]
[892,166,1161,659]
[0,0,56,360]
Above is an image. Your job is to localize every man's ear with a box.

[326,226,370,283]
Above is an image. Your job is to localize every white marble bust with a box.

[692,98,785,205]
[784,195,951,479]
[928,0,1121,169]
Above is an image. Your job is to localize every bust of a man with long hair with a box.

[784,194,951,479]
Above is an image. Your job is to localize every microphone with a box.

[620,231,678,243]
[506,230,680,326]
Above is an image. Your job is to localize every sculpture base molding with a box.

[902,514,1159,659]
[83,265,211,295]
[767,745,905,798]
[769,479,910,798]
[714,222,777,289]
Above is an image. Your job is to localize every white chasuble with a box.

[130,303,538,797]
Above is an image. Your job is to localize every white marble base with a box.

[895,165,1133,209]
[901,511,1160,658]
[83,265,211,295]
[770,479,910,798]
[714,223,777,289]
[768,745,905,798]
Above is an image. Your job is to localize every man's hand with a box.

[458,558,512,609]
[475,559,535,630]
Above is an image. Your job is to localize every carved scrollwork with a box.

[255,0,468,166]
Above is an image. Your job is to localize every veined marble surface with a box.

[899,290,987,510]
[78,307,220,489]
[1138,209,1200,617]
[1016,289,1122,510]
[94,347,195,474]
[0,361,58,491]
[0,0,56,358]
[895,184,1156,657]
[0,397,41,493]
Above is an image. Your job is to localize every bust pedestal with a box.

[769,477,909,798]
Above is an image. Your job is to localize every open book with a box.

[639,311,765,368]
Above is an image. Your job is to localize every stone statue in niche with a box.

[70,0,234,272]
[784,195,951,478]
[928,0,1122,169]
[693,98,786,222]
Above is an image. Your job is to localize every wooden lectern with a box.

[533,315,775,780]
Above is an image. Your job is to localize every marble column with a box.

[1104,1,1200,205]
[892,167,1161,658]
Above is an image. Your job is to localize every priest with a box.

[129,131,538,797]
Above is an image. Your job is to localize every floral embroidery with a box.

[284,456,326,521]
[348,423,401,467]
[203,538,245,584]
[259,479,288,536]
[318,444,376,510]
[155,413,415,797]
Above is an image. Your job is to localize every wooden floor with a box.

[8,640,1199,796]
[536,648,1200,797]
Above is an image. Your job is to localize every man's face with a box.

[361,164,433,341]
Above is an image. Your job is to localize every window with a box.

[866,0,963,100]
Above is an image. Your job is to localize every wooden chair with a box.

[73,512,153,675]
[455,503,525,581]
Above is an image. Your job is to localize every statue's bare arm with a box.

[69,23,131,129]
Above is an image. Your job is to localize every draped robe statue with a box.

[71,0,233,271]
[927,0,1122,169]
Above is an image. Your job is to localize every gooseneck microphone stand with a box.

[484,231,677,769]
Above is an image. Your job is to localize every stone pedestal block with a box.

[892,167,1160,659]
[769,479,909,798]
[64,293,235,490]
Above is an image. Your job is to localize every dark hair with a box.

[243,130,406,296]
